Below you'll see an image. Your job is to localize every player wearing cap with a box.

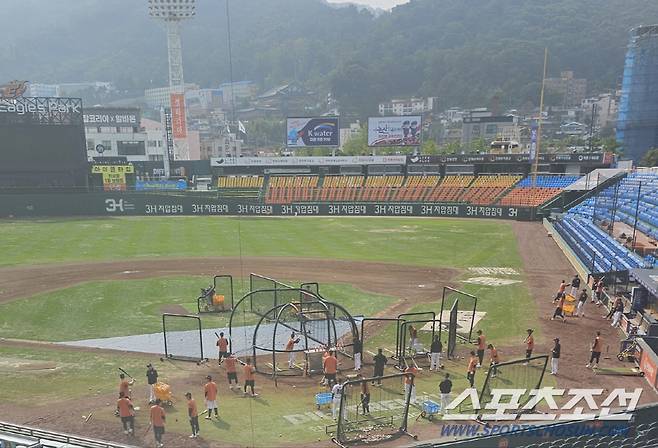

[185,392,200,438]
[204,375,219,419]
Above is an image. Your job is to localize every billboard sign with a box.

[161,107,175,162]
[135,179,187,191]
[170,93,187,139]
[529,124,538,160]
[0,97,83,126]
[368,116,422,147]
[83,108,140,127]
[286,117,339,147]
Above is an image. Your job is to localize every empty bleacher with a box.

[244,173,581,206]
[498,175,579,207]
[570,172,658,241]
[217,175,264,200]
[390,175,440,202]
[218,176,264,189]
[424,175,475,202]
[557,170,658,268]
[317,175,365,202]
[553,215,645,272]
[356,175,404,202]
[265,175,319,205]
[460,174,522,205]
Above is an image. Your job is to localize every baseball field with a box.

[0,217,651,447]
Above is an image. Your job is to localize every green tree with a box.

[469,137,489,153]
[421,140,439,155]
[640,148,658,167]
[440,141,462,154]
[341,128,368,156]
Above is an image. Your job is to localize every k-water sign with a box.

[287,117,339,147]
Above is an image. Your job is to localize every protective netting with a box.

[162,314,204,361]
[398,319,439,368]
[360,318,400,367]
[447,300,459,358]
[440,287,478,343]
[336,373,412,445]
[198,275,234,313]
[479,355,549,413]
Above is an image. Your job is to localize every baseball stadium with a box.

[2,94,658,448]
[2,4,658,438]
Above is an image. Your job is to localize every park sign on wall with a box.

[368,116,422,147]
[0,97,83,126]
[286,117,339,147]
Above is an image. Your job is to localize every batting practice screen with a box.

[336,373,413,445]
[479,355,549,413]
[162,313,204,362]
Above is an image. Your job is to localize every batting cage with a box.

[334,373,416,446]
[251,298,358,382]
[229,277,360,381]
[162,313,206,362]
[396,312,438,369]
[359,317,401,368]
[300,282,320,295]
[197,274,234,313]
[439,286,479,343]
[478,355,549,415]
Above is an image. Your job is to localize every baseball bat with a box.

[118,367,134,380]
[215,332,220,338]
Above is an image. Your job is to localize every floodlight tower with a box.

[148,0,195,163]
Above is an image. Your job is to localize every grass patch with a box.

[0,217,523,269]
[0,276,397,341]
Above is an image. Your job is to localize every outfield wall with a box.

[0,192,536,220]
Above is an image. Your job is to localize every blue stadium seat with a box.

[555,171,658,273]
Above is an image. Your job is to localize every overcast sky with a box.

[325,0,410,10]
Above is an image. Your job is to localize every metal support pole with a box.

[609,181,619,236]
[631,181,642,251]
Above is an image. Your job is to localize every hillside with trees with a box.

[1,0,657,118]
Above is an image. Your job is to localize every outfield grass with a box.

[0,217,523,269]
[0,277,397,342]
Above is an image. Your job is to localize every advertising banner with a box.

[162,108,175,162]
[0,193,535,221]
[83,108,140,127]
[92,165,133,192]
[135,180,187,191]
[286,117,339,147]
[211,155,406,167]
[91,165,135,174]
[102,172,126,191]
[170,93,187,139]
[368,116,422,147]
[406,153,606,165]
[529,124,538,161]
